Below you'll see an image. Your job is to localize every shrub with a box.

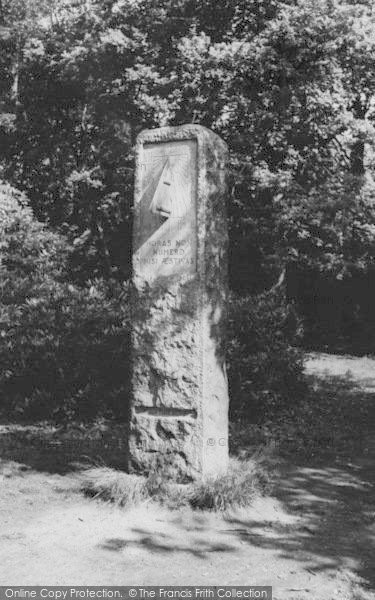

[0,182,131,422]
[0,182,68,299]
[227,288,306,422]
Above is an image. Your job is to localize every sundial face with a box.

[134,139,197,283]
[148,157,189,219]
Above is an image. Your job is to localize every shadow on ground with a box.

[100,534,235,559]
[225,452,374,587]
[231,368,375,591]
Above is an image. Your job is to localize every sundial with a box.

[134,139,197,284]
[130,124,229,480]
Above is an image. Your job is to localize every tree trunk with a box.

[350,140,365,175]
[350,95,367,176]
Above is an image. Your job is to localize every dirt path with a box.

[305,352,375,392]
[1,474,367,597]
[0,354,374,599]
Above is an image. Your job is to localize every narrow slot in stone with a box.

[135,407,197,419]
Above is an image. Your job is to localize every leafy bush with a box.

[0,182,131,422]
[227,289,306,422]
[281,174,375,279]
[282,173,375,354]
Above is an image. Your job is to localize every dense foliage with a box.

[0,182,130,421]
[227,290,305,422]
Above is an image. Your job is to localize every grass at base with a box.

[80,454,272,512]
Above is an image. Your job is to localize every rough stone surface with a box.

[129,124,229,480]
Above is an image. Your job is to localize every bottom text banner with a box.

[0,588,272,600]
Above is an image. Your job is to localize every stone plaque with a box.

[129,124,229,480]
[134,140,197,285]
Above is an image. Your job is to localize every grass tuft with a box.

[80,454,272,511]
[189,456,271,511]
[81,467,148,507]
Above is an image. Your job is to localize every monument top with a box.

[133,124,228,288]
[136,122,227,146]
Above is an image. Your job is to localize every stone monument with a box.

[129,124,229,480]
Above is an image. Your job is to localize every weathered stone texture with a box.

[129,124,229,480]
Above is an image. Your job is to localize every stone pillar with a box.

[129,124,229,480]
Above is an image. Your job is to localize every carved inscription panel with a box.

[134,140,197,284]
